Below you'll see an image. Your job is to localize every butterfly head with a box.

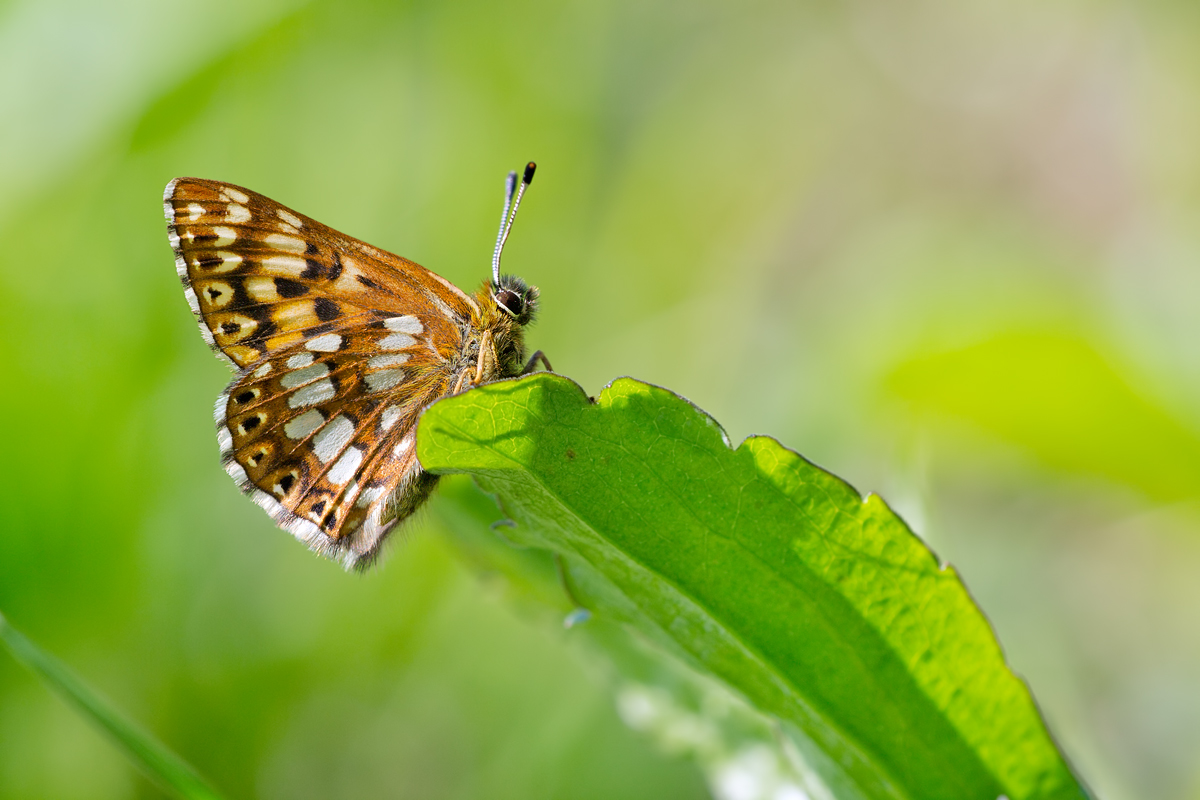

[492,275,539,326]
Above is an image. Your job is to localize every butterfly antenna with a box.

[491,162,536,284]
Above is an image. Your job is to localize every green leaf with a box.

[0,612,227,800]
[418,373,1091,800]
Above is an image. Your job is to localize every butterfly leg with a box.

[521,350,553,374]
[473,329,497,385]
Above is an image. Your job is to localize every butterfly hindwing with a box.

[216,336,444,567]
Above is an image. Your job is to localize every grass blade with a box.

[0,611,227,800]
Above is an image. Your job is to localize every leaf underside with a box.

[417,373,1090,800]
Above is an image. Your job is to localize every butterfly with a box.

[165,163,549,569]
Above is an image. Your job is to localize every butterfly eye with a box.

[496,289,524,317]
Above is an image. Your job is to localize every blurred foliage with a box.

[885,326,1200,504]
[2,0,1199,798]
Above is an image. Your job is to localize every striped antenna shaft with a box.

[492,171,518,284]
[491,162,537,283]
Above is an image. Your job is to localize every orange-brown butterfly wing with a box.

[166,178,477,567]
[166,177,477,367]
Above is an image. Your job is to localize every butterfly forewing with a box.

[165,178,476,367]
[165,178,481,567]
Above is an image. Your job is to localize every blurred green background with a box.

[1,0,1198,798]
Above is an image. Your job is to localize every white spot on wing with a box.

[328,447,363,485]
[393,435,413,458]
[384,316,423,334]
[226,204,251,224]
[284,408,325,440]
[261,255,306,276]
[277,209,304,229]
[281,362,330,389]
[380,405,404,432]
[213,227,238,246]
[356,485,387,508]
[220,187,250,204]
[248,277,286,303]
[306,334,342,352]
[288,378,335,408]
[253,362,272,378]
[369,354,409,369]
[198,281,233,309]
[265,233,307,252]
[365,368,406,392]
[193,252,243,273]
[287,353,314,369]
[313,415,354,463]
[379,333,416,350]
[186,203,205,221]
